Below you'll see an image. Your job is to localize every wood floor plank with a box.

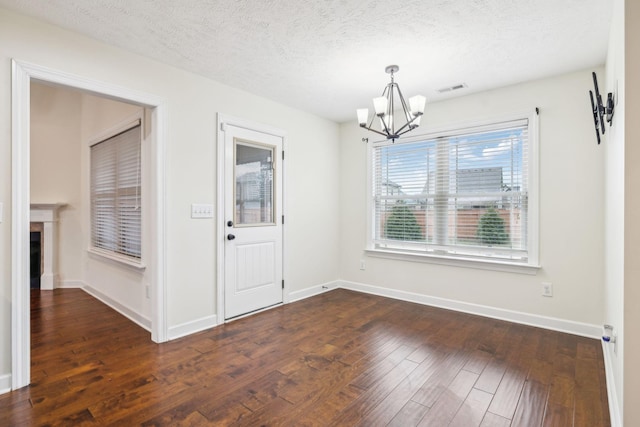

[463,349,493,375]
[448,387,494,427]
[527,358,553,385]
[417,369,479,426]
[493,324,527,363]
[231,396,295,427]
[406,342,440,364]
[197,369,291,423]
[547,375,575,409]
[511,380,548,427]
[476,321,510,355]
[356,346,448,426]
[349,344,416,390]
[536,331,560,363]
[0,288,610,426]
[141,409,210,427]
[410,349,470,407]
[387,400,430,427]
[480,412,512,427]
[474,358,507,394]
[577,339,600,360]
[575,386,610,427]
[292,386,362,425]
[575,357,601,390]
[487,367,527,419]
[553,353,576,379]
[543,402,574,427]
[330,358,418,425]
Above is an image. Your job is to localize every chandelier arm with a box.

[394,123,411,135]
[366,113,376,130]
[388,83,395,135]
[394,84,413,123]
[397,114,422,135]
[394,114,421,135]
[359,125,391,138]
[395,124,420,138]
[380,82,391,97]
[380,115,392,135]
[380,83,393,135]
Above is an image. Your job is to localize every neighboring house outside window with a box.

[367,113,538,272]
[90,119,142,264]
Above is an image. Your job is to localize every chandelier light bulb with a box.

[409,95,426,117]
[357,109,369,126]
[373,97,388,117]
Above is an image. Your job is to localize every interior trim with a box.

[11,59,168,391]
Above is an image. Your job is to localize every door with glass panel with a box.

[224,124,283,319]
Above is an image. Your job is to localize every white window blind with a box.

[371,118,530,263]
[90,122,142,260]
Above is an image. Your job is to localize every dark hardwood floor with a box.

[0,288,610,426]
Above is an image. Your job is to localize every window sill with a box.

[364,248,540,275]
[88,248,146,271]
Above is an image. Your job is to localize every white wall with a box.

[79,93,149,323]
[30,83,83,283]
[603,1,640,424]
[0,7,340,381]
[339,69,605,327]
[604,0,625,422]
[623,1,640,424]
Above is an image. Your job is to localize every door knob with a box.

[227,220,233,227]
[227,234,236,240]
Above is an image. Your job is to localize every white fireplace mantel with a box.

[30,203,66,290]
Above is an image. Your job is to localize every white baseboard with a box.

[82,285,152,332]
[168,315,218,340]
[288,280,340,302]
[57,280,84,289]
[0,373,11,394]
[601,340,622,427]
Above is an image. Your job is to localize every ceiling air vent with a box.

[437,83,468,94]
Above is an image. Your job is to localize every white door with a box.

[223,124,283,319]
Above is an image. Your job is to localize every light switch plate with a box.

[191,203,214,219]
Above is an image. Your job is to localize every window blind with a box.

[90,122,142,259]
[372,119,529,262]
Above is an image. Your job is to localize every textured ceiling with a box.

[0,0,613,123]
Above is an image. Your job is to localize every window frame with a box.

[88,113,145,270]
[365,111,540,274]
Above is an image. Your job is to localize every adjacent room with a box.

[0,0,638,425]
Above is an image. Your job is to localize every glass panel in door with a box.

[234,139,275,226]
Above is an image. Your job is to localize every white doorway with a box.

[217,116,285,320]
[11,60,168,390]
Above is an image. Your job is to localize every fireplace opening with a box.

[30,231,41,289]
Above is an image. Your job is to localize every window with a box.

[90,120,142,263]
[368,114,538,270]
[234,140,275,225]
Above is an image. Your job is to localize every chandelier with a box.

[357,65,426,142]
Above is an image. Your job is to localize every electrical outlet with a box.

[360,260,366,270]
[542,282,553,297]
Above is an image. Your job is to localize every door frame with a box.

[216,114,287,323]
[11,60,168,390]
